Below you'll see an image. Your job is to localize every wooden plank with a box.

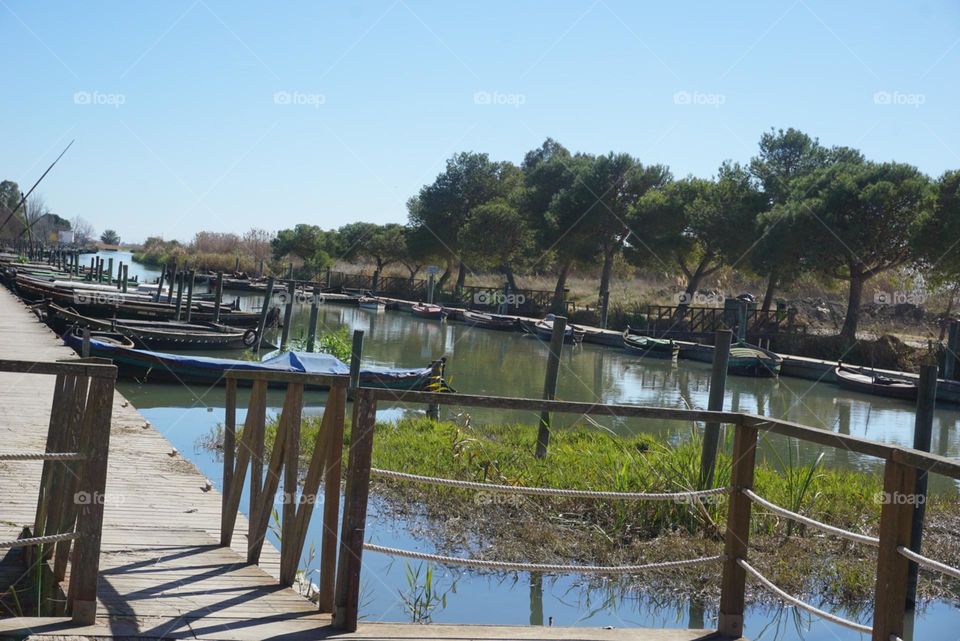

[871,458,916,641]
[0,358,115,378]
[220,379,267,546]
[318,386,346,613]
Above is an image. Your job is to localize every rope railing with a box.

[0,451,84,461]
[0,531,79,549]
[364,543,725,574]
[370,467,731,501]
[897,546,960,580]
[743,488,879,546]
[737,558,872,634]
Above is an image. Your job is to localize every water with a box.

[114,291,958,640]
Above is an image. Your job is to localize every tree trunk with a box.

[760,269,778,314]
[598,243,615,310]
[501,263,519,292]
[840,271,865,342]
[455,261,467,289]
[436,262,452,290]
[551,261,572,314]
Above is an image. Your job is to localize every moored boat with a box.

[622,331,679,360]
[834,363,918,401]
[411,302,446,320]
[460,309,519,331]
[358,296,386,311]
[728,343,782,377]
[520,314,585,344]
[62,328,455,392]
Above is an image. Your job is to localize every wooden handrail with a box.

[0,359,116,378]
[223,369,350,387]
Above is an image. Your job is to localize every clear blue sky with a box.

[2,0,959,243]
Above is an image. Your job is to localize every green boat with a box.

[622,331,679,360]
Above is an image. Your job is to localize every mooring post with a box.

[700,329,733,489]
[121,264,128,293]
[253,276,276,354]
[167,262,177,303]
[349,330,364,389]
[213,272,224,323]
[280,280,296,349]
[174,272,185,321]
[154,264,166,302]
[535,316,566,459]
[306,285,320,352]
[81,327,91,358]
[945,320,960,380]
[427,272,436,304]
[185,269,196,322]
[115,261,122,289]
[737,298,748,343]
[905,364,938,608]
[96,258,103,283]
[600,290,610,329]
[107,257,114,286]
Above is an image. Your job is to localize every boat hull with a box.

[835,366,918,401]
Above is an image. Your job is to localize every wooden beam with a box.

[871,458,917,641]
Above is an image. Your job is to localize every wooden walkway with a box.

[0,287,724,641]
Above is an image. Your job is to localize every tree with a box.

[0,180,19,212]
[749,128,830,312]
[100,229,121,245]
[70,216,95,244]
[271,224,339,278]
[338,222,409,280]
[458,199,533,290]
[630,163,765,310]
[771,160,934,340]
[242,228,275,273]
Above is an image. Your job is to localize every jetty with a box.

[0,286,721,640]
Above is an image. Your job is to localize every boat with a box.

[622,331,679,360]
[460,310,519,331]
[45,303,258,350]
[728,343,782,377]
[358,296,386,311]
[520,314,585,344]
[834,363,918,401]
[62,328,455,392]
[411,303,446,320]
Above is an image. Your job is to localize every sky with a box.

[2,0,959,244]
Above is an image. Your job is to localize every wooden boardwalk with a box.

[0,287,724,641]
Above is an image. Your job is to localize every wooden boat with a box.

[728,343,782,377]
[460,310,519,331]
[520,314,585,344]
[358,296,386,311]
[623,331,679,360]
[62,328,454,392]
[45,303,257,350]
[835,363,918,401]
[411,303,445,320]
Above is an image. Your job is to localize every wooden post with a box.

[121,264,128,293]
[106,257,113,285]
[81,327,91,358]
[349,330,364,389]
[906,365,937,608]
[280,280,296,349]
[427,272,435,304]
[221,378,237,539]
[88,257,95,281]
[333,387,377,631]
[535,316,566,459]
[318,386,346,612]
[278,383,305,576]
[115,261,123,289]
[736,299,748,343]
[185,270,196,322]
[213,272,224,323]
[154,264,165,302]
[306,286,320,352]
[600,290,610,329]
[717,420,758,638]
[253,276,276,354]
[166,261,177,303]
[700,329,733,489]
[174,271,185,321]
[67,374,115,624]
[945,320,959,380]
[96,258,103,283]
[221,380,267,546]
[871,457,917,641]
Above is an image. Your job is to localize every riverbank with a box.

[203,415,960,609]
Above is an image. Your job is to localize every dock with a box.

[0,286,723,640]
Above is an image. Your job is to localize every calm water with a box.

[111,284,959,640]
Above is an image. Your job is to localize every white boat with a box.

[358,296,386,311]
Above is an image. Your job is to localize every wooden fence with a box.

[0,358,116,624]
[642,305,795,339]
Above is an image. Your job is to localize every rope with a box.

[371,468,731,501]
[0,452,84,461]
[0,532,79,549]
[897,546,960,580]
[737,559,872,634]
[743,489,879,546]
[363,543,725,574]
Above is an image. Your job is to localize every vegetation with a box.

[100,229,120,245]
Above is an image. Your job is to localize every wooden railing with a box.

[643,305,794,339]
[0,358,116,624]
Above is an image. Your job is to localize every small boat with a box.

[835,363,918,401]
[520,314,585,344]
[358,296,386,311]
[411,303,446,320]
[460,310,519,331]
[623,331,679,360]
[45,303,258,350]
[62,328,455,392]
[728,343,782,377]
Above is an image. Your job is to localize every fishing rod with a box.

[0,139,75,237]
